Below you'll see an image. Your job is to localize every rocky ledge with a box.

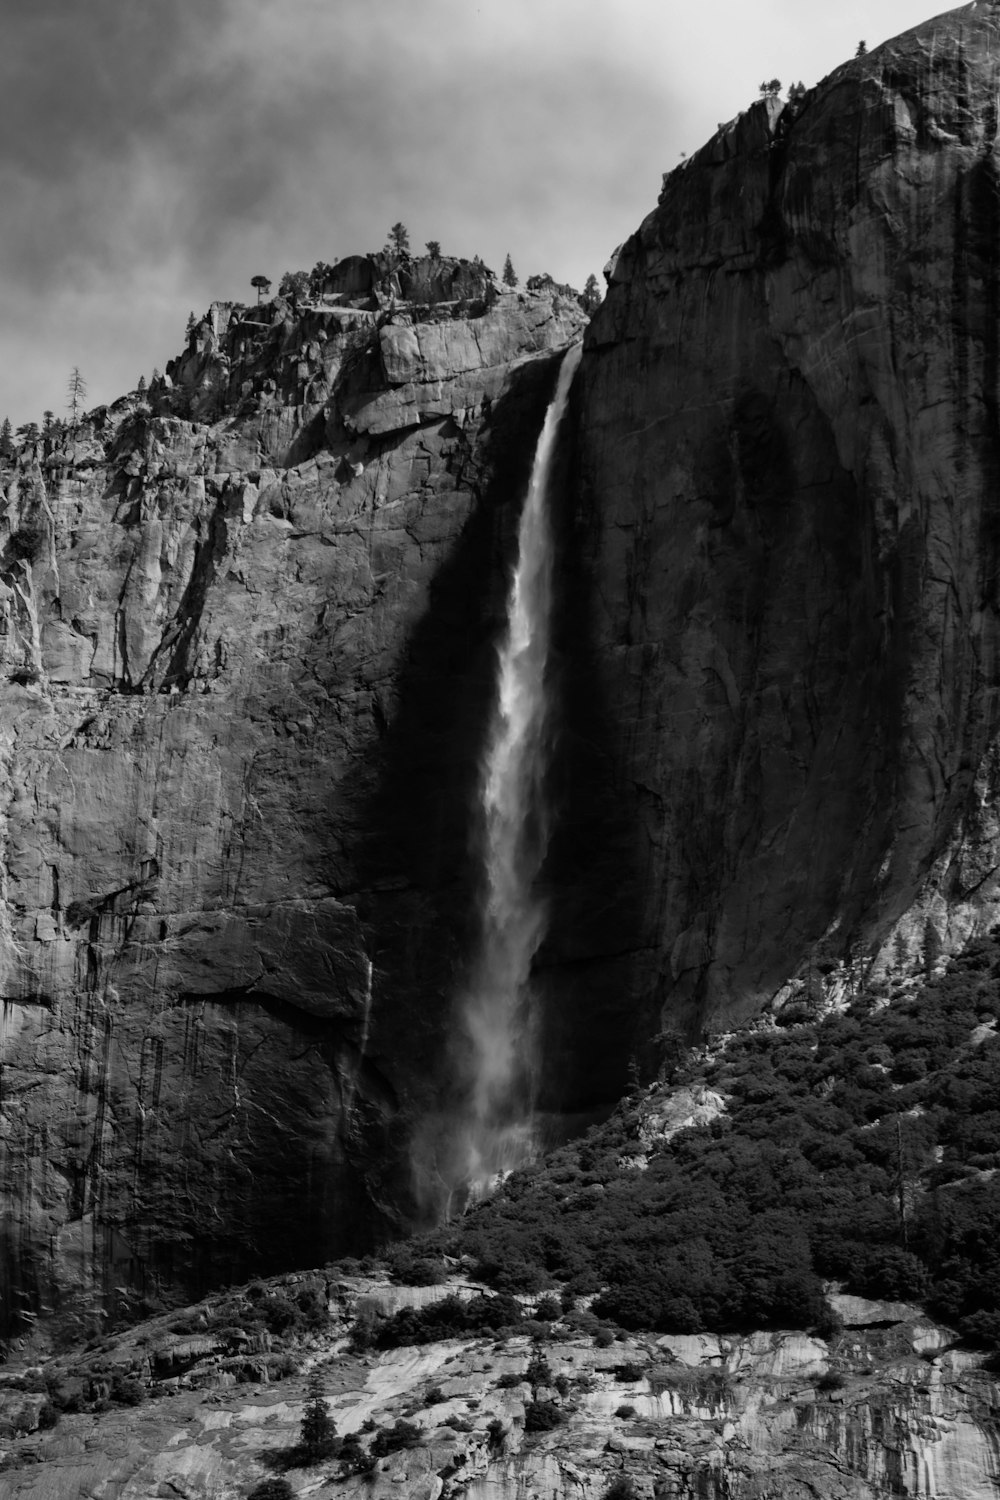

[1,1276,997,1500]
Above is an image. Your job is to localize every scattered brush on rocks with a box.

[647,1367,733,1407]
[337,1432,377,1477]
[167,1277,328,1344]
[370,1418,422,1456]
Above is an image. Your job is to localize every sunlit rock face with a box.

[0,284,585,1326]
[1,1276,997,1500]
[572,2,1000,1038]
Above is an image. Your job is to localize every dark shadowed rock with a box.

[572,1,1000,1037]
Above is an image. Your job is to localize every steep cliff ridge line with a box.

[576,1,1000,1037]
[0,282,586,1328]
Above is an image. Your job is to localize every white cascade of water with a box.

[340,956,373,1123]
[454,340,583,1200]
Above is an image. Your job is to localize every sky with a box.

[1,0,936,429]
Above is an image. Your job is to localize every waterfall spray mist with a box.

[446,341,583,1205]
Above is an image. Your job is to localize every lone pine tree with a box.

[67,367,87,421]
[581,273,602,312]
[300,1368,337,1461]
[387,222,410,257]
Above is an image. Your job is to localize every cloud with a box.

[0,2,223,274]
[0,0,930,425]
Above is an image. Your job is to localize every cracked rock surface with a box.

[1,1276,997,1500]
[0,283,585,1321]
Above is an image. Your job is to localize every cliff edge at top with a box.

[573,1,1000,1035]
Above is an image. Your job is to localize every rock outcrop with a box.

[2,1276,998,1500]
[572,2,1000,1038]
[0,282,585,1326]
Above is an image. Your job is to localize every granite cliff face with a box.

[0,271,586,1325]
[573,1,1000,1039]
[6,0,1000,1350]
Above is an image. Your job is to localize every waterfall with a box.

[452,340,583,1202]
[340,956,373,1123]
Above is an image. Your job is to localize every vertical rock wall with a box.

[0,286,586,1327]
[573,3,1000,1036]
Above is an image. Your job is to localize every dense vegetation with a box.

[360,1292,526,1351]
[416,936,1000,1349]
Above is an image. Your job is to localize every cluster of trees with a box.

[758,79,807,103]
[254,228,602,314]
[2,415,45,454]
[414,936,1000,1350]
[1,369,91,461]
[361,1291,526,1350]
[167,1277,328,1340]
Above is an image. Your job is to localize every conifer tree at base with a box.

[300,1368,337,1461]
